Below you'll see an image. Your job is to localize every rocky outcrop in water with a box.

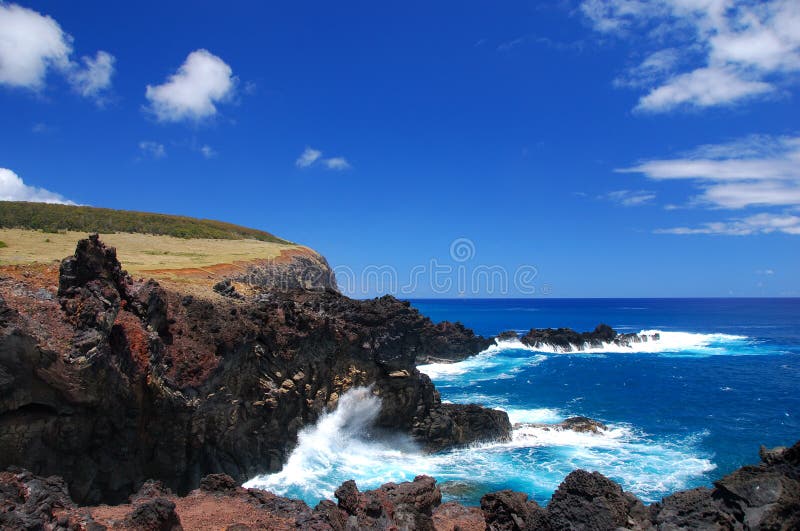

[514,415,608,434]
[0,235,509,505]
[520,324,660,352]
[4,441,798,530]
[420,324,663,365]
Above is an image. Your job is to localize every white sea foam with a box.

[420,330,750,383]
[418,347,547,381]
[244,387,431,500]
[244,388,715,505]
[503,407,564,425]
[493,330,748,355]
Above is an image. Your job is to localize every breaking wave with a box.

[244,387,715,506]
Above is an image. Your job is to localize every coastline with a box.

[2,234,798,529]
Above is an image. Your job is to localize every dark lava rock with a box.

[651,487,737,530]
[547,470,647,530]
[0,235,509,504]
[332,475,442,530]
[0,468,77,530]
[213,279,243,299]
[412,402,512,452]
[481,489,550,530]
[415,320,494,363]
[520,324,659,352]
[131,479,174,502]
[200,473,238,493]
[561,416,608,433]
[126,497,182,530]
[496,330,520,341]
[513,416,608,436]
[651,441,800,530]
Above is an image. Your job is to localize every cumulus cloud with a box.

[580,0,800,112]
[145,49,236,122]
[139,141,166,159]
[656,213,800,236]
[600,189,656,206]
[296,147,350,170]
[0,167,75,204]
[0,3,114,101]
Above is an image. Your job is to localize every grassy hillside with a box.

[0,229,300,279]
[0,201,290,243]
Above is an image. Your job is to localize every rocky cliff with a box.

[3,441,798,530]
[0,235,509,505]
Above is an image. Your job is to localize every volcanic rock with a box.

[0,235,510,504]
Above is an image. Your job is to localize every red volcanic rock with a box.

[432,501,485,531]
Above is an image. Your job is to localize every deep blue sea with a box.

[246,298,800,507]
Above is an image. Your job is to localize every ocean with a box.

[245,298,800,507]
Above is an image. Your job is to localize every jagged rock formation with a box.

[3,441,798,530]
[0,235,510,504]
[520,324,660,352]
[418,325,662,364]
[230,247,339,292]
[415,321,493,364]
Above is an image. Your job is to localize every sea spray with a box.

[244,385,715,506]
[244,387,431,502]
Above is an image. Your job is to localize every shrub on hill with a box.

[0,202,289,243]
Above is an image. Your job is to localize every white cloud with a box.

[700,181,800,209]
[139,141,166,159]
[145,49,236,122]
[614,48,681,88]
[0,167,75,204]
[0,3,70,89]
[656,213,800,235]
[199,145,217,159]
[68,51,115,99]
[296,147,322,168]
[323,157,351,170]
[580,0,800,112]
[295,147,351,170]
[0,3,114,102]
[618,134,800,209]
[635,66,773,112]
[600,189,656,206]
[620,134,800,235]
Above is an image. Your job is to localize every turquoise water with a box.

[246,298,800,506]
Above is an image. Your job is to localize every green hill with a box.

[0,201,290,243]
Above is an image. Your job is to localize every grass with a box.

[0,229,301,277]
[0,201,290,243]
[0,241,6,248]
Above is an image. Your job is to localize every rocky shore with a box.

[0,235,509,505]
[3,235,798,530]
[2,440,798,530]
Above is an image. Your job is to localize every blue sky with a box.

[1,0,799,298]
